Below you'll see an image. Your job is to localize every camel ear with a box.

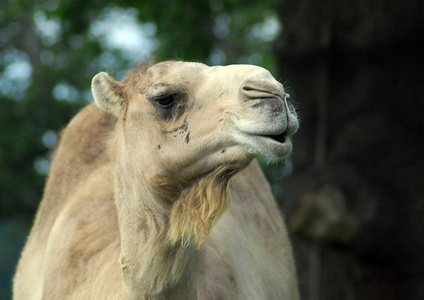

[91,72,124,117]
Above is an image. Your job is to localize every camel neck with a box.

[114,165,198,299]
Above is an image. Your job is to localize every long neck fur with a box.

[111,127,238,299]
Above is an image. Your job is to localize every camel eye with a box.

[155,95,176,108]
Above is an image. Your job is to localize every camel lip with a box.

[260,132,287,144]
[225,119,293,159]
[248,134,293,158]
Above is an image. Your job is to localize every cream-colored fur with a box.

[13,61,299,299]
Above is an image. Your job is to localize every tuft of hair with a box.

[121,59,154,88]
[152,165,241,248]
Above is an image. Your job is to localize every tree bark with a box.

[274,0,424,299]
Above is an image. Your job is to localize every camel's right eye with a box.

[155,95,176,108]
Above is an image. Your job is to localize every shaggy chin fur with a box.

[152,165,243,247]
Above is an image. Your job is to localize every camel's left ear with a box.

[91,72,125,117]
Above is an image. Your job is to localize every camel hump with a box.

[35,103,116,228]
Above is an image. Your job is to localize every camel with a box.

[13,61,299,299]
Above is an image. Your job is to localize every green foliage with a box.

[0,0,280,219]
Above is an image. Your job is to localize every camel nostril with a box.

[241,87,275,100]
[240,81,284,101]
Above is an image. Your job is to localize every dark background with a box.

[1,0,423,299]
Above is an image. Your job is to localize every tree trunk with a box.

[274,0,424,299]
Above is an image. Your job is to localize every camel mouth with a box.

[224,118,293,159]
[249,133,293,158]
[261,132,286,144]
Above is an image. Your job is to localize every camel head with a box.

[92,61,298,182]
[92,61,298,244]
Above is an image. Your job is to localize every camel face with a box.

[92,61,298,180]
